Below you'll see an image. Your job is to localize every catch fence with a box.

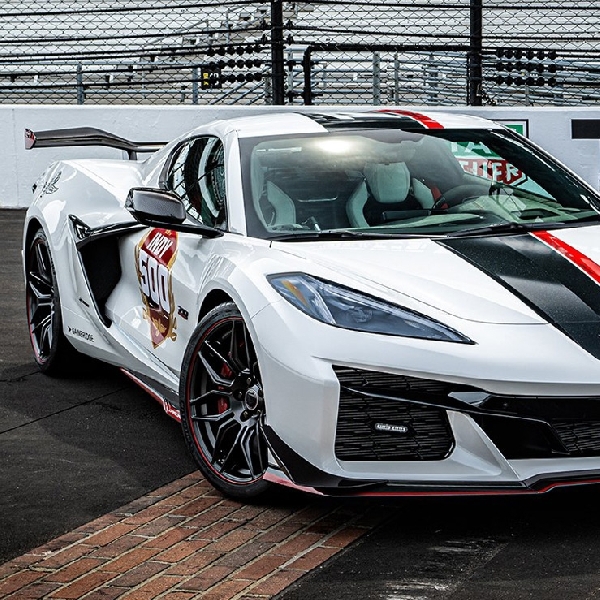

[2,1,599,106]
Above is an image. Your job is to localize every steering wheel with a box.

[301,216,321,230]
[432,184,490,211]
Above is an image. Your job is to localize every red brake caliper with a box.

[217,362,233,414]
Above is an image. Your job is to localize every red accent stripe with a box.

[377,109,444,129]
[348,477,600,497]
[263,472,325,495]
[121,368,181,422]
[262,476,600,498]
[532,230,600,285]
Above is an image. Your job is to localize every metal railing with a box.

[1,1,600,106]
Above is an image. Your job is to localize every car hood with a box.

[272,227,600,326]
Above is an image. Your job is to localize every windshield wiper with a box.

[446,221,550,238]
[448,212,600,238]
[269,229,427,241]
[567,213,600,224]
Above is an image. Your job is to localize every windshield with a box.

[240,127,600,240]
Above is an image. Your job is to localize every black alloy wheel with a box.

[25,228,75,375]
[180,302,271,499]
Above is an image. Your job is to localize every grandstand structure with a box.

[1,1,599,106]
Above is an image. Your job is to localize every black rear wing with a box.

[24,127,166,160]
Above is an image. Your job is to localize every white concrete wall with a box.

[2,104,600,208]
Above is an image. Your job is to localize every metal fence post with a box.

[468,0,483,105]
[427,52,439,103]
[264,70,273,104]
[393,53,400,104]
[372,51,381,105]
[287,47,295,103]
[302,46,313,105]
[270,0,285,105]
[76,63,84,104]
[192,66,199,104]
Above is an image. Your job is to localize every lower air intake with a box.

[334,367,455,461]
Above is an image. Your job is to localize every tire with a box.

[25,228,78,376]
[180,302,272,500]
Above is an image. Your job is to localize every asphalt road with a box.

[0,209,197,563]
[4,208,600,599]
[280,488,600,599]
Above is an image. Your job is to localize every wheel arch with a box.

[198,289,234,322]
[23,216,66,304]
[24,217,44,259]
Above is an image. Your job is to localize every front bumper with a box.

[252,301,600,495]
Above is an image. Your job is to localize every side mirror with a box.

[126,188,186,225]
[125,188,223,237]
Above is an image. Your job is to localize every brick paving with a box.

[0,473,389,599]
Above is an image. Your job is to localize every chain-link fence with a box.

[482,3,600,105]
[2,0,600,106]
[1,1,272,104]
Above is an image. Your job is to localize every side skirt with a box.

[121,368,181,422]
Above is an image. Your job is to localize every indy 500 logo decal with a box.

[135,229,178,348]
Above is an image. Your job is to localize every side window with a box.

[165,136,226,229]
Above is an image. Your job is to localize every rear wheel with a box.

[25,228,77,375]
[180,302,271,499]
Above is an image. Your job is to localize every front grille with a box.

[335,393,454,461]
[334,367,457,461]
[333,366,600,460]
[475,397,600,458]
[545,421,600,455]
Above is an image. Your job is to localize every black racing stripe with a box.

[297,112,426,130]
[439,234,600,360]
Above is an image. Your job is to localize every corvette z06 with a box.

[22,110,600,500]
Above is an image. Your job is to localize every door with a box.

[107,135,227,376]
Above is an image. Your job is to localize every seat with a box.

[346,162,434,227]
[251,164,297,229]
[264,180,296,227]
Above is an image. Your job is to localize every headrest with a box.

[364,162,410,204]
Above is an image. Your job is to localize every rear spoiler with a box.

[24,127,166,160]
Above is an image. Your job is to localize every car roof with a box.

[210,109,503,139]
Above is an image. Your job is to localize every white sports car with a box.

[23,109,600,500]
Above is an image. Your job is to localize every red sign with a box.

[458,158,526,186]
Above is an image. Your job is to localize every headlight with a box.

[268,273,472,343]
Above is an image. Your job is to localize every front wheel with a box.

[179,302,272,500]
